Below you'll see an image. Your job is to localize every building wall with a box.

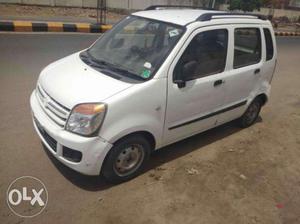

[289,0,300,7]
[219,4,300,20]
[0,0,299,19]
[0,0,195,9]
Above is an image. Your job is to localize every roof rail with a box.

[145,5,214,11]
[197,12,267,21]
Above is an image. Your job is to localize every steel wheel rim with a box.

[245,102,259,124]
[113,144,145,177]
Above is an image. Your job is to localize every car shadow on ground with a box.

[143,117,261,174]
[42,117,262,191]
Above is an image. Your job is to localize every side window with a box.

[234,28,261,68]
[263,28,274,61]
[174,29,228,81]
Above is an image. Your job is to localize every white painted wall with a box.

[0,0,198,9]
[219,4,300,20]
[0,0,299,19]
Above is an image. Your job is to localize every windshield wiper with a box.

[84,50,109,68]
[85,50,145,81]
[108,65,145,81]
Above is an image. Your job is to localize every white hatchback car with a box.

[30,6,277,183]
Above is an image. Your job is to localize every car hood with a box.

[38,52,133,109]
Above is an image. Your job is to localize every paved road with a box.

[0,33,300,224]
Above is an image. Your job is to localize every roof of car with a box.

[133,9,217,26]
[132,9,265,26]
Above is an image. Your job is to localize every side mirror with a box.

[174,61,197,89]
[174,79,186,88]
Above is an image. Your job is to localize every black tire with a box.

[101,134,151,184]
[238,98,262,128]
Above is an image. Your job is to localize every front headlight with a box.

[66,103,106,136]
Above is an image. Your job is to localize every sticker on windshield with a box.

[169,29,180,37]
[143,62,152,69]
[141,69,151,79]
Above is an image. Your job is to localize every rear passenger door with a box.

[261,26,277,83]
[217,25,263,124]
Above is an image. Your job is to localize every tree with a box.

[229,0,262,12]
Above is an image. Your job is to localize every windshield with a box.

[87,16,184,80]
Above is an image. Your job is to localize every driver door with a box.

[163,26,230,145]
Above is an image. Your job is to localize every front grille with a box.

[36,85,71,127]
[34,118,57,152]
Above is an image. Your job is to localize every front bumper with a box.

[30,90,113,175]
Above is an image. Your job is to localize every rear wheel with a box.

[101,135,151,183]
[238,98,262,128]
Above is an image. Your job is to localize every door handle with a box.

[254,68,260,75]
[214,79,224,87]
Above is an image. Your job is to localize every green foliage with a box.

[229,0,262,12]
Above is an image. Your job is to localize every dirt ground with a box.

[0,34,299,224]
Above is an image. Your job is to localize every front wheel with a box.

[238,99,262,128]
[101,135,151,183]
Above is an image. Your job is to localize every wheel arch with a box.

[255,93,268,106]
[111,130,156,152]
[100,130,156,177]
